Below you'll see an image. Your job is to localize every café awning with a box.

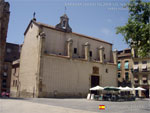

[134,87,146,91]
[141,65,147,70]
[104,86,120,91]
[119,86,133,91]
[90,86,104,91]
[133,65,139,70]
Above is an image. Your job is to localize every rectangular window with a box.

[125,72,129,80]
[2,79,7,87]
[142,63,147,72]
[2,79,6,83]
[133,65,139,72]
[118,62,121,70]
[142,61,147,64]
[6,48,11,53]
[143,79,147,84]
[134,62,138,65]
[135,80,139,83]
[89,51,92,57]
[104,54,106,59]
[118,73,121,78]
[142,76,147,84]
[134,77,138,83]
[106,69,108,73]
[4,65,8,71]
[74,48,77,54]
[3,72,7,77]
[2,85,7,88]
[124,61,129,70]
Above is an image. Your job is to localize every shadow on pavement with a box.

[0,97,27,100]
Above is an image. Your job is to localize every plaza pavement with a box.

[0,98,150,113]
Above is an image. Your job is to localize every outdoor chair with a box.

[94,95,99,100]
[98,96,103,101]
[90,94,95,100]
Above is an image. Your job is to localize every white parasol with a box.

[90,86,104,91]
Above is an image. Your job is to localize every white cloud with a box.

[100,28,112,36]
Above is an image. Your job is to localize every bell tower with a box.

[55,14,72,33]
[0,0,10,92]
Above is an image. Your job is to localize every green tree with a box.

[116,0,150,57]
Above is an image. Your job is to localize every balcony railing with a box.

[133,69,150,73]
[133,69,139,73]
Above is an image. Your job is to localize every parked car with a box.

[1,92,10,98]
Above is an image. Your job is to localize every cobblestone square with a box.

[0,98,150,113]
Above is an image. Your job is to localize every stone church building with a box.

[11,14,118,98]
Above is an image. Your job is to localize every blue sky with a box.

[6,0,130,50]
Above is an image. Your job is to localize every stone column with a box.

[84,42,90,61]
[113,49,118,64]
[39,32,46,54]
[148,74,150,85]
[131,73,135,96]
[139,75,143,85]
[98,46,104,63]
[138,75,142,97]
[149,86,150,98]
[67,38,73,58]
[131,47,135,58]
[148,75,150,98]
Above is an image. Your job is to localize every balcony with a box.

[3,72,8,77]
[133,65,139,73]
[133,65,150,73]
[133,69,139,73]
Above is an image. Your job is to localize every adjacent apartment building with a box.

[117,48,150,98]
[0,0,10,93]
[11,14,118,98]
[132,48,150,98]
[10,59,20,97]
[117,49,133,87]
[1,43,20,93]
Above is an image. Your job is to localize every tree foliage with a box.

[116,0,150,57]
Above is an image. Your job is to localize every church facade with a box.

[11,14,118,98]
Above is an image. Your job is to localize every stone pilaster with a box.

[66,38,73,58]
[39,32,46,55]
[98,46,104,63]
[113,49,118,64]
[149,86,150,98]
[139,75,143,85]
[138,75,142,97]
[84,42,90,61]
[131,47,135,58]
[130,72,135,95]
[36,31,46,98]
[148,75,150,98]
[148,74,150,85]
